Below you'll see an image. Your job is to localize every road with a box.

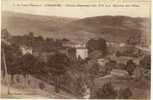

[1,84,76,99]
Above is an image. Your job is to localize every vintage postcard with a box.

[1,0,151,99]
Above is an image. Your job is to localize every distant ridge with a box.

[2,11,150,44]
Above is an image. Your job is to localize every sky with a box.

[2,0,151,18]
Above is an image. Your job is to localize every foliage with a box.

[87,38,107,56]
[76,76,87,97]
[47,52,70,75]
[139,55,151,70]
[3,44,44,75]
[47,52,70,93]
[126,33,141,45]
[144,70,151,80]
[89,62,99,79]
[9,31,67,53]
[103,60,117,75]
[39,82,45,90]
[125,60,136,75]
[32,58,46,75]
[95,82,117,99]
[2,43,22,75]
[116,45,140,57]
[116,63,126,70]
[116,51,121,57]
[19,54,37,75]
[2,28,11,40]
[88,50,103,59]
[118,87,132,99]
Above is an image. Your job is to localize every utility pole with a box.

[2,48,10,95]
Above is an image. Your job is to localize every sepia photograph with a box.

[1,0,151,99]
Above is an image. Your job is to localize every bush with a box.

[76,77,86,97]
[103,60,117,75]
[126,60,136,75]
[144,70,151,80]
[117,63,126,70]
[116,51,121,57]
[94,82,117,99]
[39,82,45,90]
[87,38,107,56]
[139,55,151,70]
[118,87,132,99]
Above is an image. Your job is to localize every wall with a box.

[76,48,88,59]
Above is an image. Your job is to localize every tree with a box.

[88,50,103,59]
[89,62,99,80]
[2,28,11,40]
[2,43,22,83]
[127,33,141,46]
[118,87,132,99]
[19,54,37,75]
[117,63,126,70]
[103,60,117,75]
[28,32,34,38]
[139,55,151,80]
[95,82,117,99]
[34,58,46,75]
[116,51,121,57]
[126,60,136,75]
[47,52,70,93]
[39,82,45,90]
[87,38,107,56]
[139,55,151,70]
[76,76,87,97]
[19,54,38,88]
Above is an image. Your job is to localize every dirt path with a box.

[1,84,76,99]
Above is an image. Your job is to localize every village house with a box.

[75,44,88,60]
[20,45,32,55]
[62,40,88,60]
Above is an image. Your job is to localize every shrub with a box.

[118,87,132,99]
[117,63,126,70]
[126,60,136,75]
[116,51,121,57]
[95,82,117,99]
[87,38,107,56]
[139,55,151,70]
[39,82,45,90]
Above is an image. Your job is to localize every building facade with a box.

[75,44,88,59]
[20,45,32,55]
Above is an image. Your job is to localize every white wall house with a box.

[20,46,32,55]
[75,44,88,59]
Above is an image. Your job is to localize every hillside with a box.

[2,11,77,38]
[2,11,150,44]
[59,16,150,43]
